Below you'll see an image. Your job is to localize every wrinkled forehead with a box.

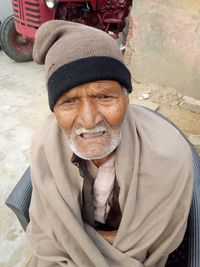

[61,80,126,96]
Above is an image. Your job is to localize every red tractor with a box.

[0,0,132,62]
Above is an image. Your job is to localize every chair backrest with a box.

[5,109,200,266]
[5,167,31,231]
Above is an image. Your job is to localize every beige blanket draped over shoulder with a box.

[26,105,193,267]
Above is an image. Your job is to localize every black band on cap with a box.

[47,56,132,111]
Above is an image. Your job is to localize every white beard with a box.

[67,123,122,160]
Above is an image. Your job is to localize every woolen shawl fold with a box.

[26,105,193,267]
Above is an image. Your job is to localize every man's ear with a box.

[127,95,129,104]
[124,93,129,105]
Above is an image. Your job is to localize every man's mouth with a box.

[75,127,106,139]
[80,130,106,139]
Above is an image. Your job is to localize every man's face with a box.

[54,80,128,160]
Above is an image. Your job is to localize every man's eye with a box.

[96,94,111,99]
[62,98,77,104]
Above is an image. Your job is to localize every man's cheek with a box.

[106,111,126,126]
[56,116,73,132]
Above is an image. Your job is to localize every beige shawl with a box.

[26,105,193,267]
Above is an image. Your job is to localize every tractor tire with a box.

[0,15,33,62]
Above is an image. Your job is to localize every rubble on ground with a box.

[180,96,200,114]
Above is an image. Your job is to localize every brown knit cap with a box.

[33,20,132,111]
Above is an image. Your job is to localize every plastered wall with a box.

[126,0,200,99]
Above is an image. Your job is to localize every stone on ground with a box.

[180,96,200,113]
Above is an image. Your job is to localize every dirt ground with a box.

[130,82,200,147]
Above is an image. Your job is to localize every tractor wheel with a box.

[0,15,33,62]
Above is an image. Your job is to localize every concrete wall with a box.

[126,0,200,99]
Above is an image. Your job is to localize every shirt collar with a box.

[71,153,81,167]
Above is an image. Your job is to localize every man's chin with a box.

[71,149,111,160]
[69,143,118,160]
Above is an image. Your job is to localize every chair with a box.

[6,167,31,231]
[5,109,200,266]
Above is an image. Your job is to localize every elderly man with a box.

[26,20,193,267]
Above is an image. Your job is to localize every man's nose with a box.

[77,99,102,129]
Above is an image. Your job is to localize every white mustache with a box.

[75,126,106,136]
